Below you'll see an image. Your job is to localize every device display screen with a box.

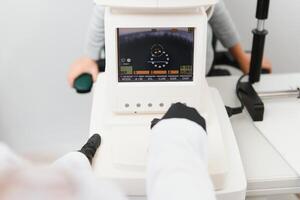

[117,28,194,82]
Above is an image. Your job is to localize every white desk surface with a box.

[207,73,300,197]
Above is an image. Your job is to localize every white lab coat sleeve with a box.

[52,152,129,200]
[147,118,216,200]
[0,142,27,172]
[52,151,92,172]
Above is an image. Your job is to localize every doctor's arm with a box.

[68,5,105,87]
[147,103,216,200]
[209,0,272,74]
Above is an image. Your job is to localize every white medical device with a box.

[90,0,232,196]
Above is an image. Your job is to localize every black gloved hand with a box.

[79,134,101,164]
[151,103,206,131]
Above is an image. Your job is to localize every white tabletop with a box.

[207,74,300,197]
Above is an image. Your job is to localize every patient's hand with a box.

[240,53,272,74]
[68,57,99,87]
[229,43,272,74]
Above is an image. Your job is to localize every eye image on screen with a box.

[117,28,194,82]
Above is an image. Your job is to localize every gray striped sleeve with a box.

[209,0,240,48]
[84,5,105,60]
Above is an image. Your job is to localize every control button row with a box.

[124,103,165,108]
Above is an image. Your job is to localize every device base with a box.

[90,86,233,195]
[237,82,264,121]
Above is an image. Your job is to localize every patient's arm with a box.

[229,43,272,74]
[68,5,105,87]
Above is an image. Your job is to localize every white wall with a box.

[0,0,95,158]
[0,0,299,158]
